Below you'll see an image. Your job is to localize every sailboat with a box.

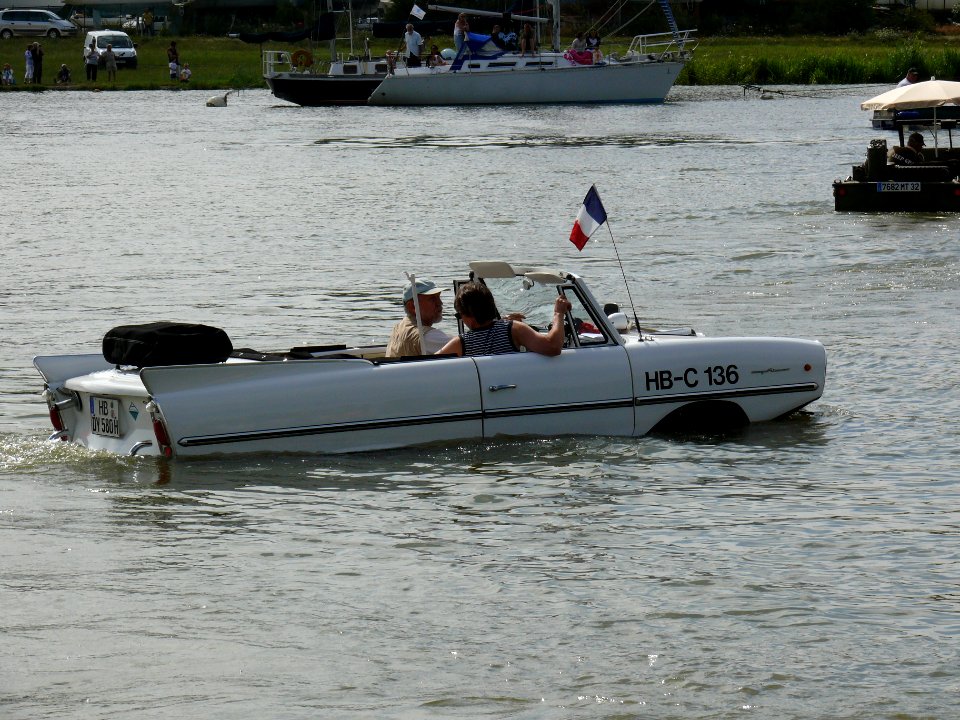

[368,0,695,106]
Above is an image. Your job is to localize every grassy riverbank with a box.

[684,34,960,85]
[4,32,960,91]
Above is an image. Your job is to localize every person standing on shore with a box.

[103,44,117,82]
[31,42,43,84]
[167,41,179,80]
[142,7,154,36]
[83,41,99,82]
[24,44,33,84]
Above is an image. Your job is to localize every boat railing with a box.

[262,49,336,77]
[623,29,697,62]
[263,49,294,77]
[262,48,398,77]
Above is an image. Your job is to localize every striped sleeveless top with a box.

[461,320,517,356]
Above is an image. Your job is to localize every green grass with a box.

[681,34,960,85]
[4,32,960,91]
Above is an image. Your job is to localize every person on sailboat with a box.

[586,30,602,62]
[490,24,507,50]
[519,23,536,56]
[454,13,469,52]
[402,24,423,68]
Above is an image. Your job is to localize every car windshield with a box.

[99,35,132,48]
[481,275,609,347]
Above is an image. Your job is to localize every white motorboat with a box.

[368,0,695,106]
[35,261,827,459]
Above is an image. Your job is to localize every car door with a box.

[471,276,634,440]
[475,344,634,439]
[25,11,43,36]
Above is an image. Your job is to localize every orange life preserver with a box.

[290,49,313,69]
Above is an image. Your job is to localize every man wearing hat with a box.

[385,279,452,357]
[897,68,920,87]
[889,131,925,165]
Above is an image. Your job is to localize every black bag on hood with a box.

[103,322,233,367]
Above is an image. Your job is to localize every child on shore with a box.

[2,63,14,85]
[179,63,191,82]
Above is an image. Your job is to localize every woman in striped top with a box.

[437,282,571,357]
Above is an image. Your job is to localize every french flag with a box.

[569,185,607,251]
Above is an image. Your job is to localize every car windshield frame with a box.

[97,34,133,48]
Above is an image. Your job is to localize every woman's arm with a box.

[510,297,572,356]
[435,336,463,356]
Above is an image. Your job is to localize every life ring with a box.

[290,49,313,69]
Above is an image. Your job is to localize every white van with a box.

[83,30,137,68]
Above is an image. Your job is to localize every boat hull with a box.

[833,179,960,211]
[35,337,825,458]
[34,266,825,459]
[266,74,384,106]
[368,61,684,106]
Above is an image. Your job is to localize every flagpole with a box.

[603,221,642,334]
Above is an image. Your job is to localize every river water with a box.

[1,86,958,719]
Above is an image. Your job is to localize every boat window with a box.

[481,276,609,348]
[374,63,388,72]
[524,61,554,67]
[488,62,517,68]
[468,63,482,69]
[343,64,359,75]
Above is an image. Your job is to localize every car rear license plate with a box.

[90,396,121,437]
[877,181,920,192]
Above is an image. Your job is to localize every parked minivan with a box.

[0,9,79,39]
[83,30,137,68]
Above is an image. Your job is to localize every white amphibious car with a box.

[35,262,827,459]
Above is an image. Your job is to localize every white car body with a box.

[35,262,827,459]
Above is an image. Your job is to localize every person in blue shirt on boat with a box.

[402,24,423,67]
[889,132,925,165]
[437,282,570,357]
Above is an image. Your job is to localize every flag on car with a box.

[569,185,607,251]
[410,4,426,19]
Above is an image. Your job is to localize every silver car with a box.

[0,8,78,39]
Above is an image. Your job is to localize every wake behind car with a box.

[0,8,78,39]
[83,30,137,68]
[34,261,827,459]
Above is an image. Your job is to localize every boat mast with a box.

[327,0,337,61]
[551,0,559,52]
